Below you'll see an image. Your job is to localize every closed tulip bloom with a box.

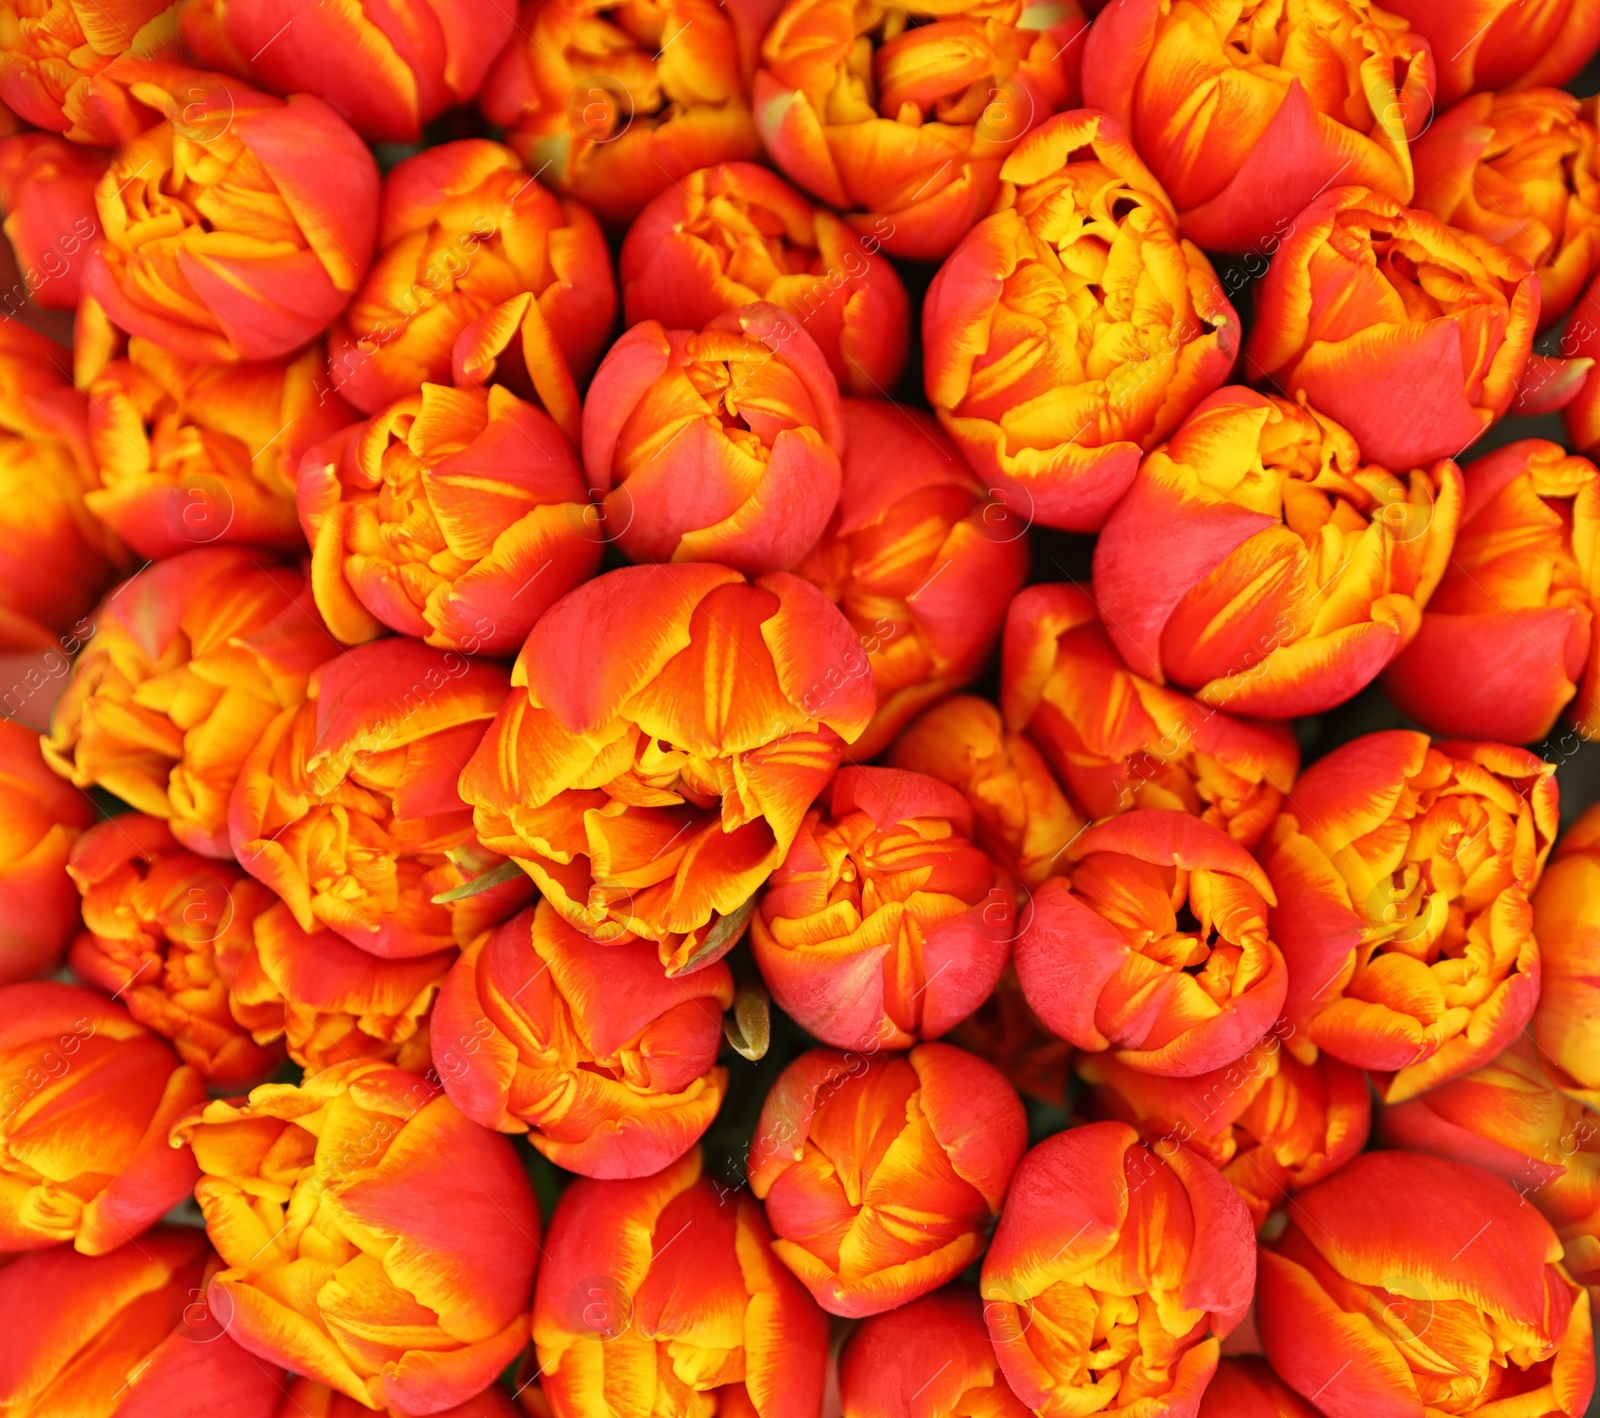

[925,110,1239,532]
[1076,1033,1371,1229]
[1262,730,1558,1103]
[278,1379,523,1417]
[1016,809,1287,1077]
[43,548,330,858]
[460,563,875,975]
[1002,581,1300,846]
[0,981,203,1254]
[433,900,733,1178]
[175,1059,542,1415]
[84,65,377,364]
[1259,1151,1595,1418]
[750,767,1014,1052]
[0,715,93,984]
[533,1148,828,1418]
[179,0,513,142]
[88,338,353,559]
[1384,0,1600,105]
[479,0,763,226]
[1383,441,1600,744]
[1198,1358,1319,1418]
[0,131,105,310]
[0,1228,288,1418]
[796,399,1028,758]
[299,383,601,656]
[1083,0,1434,253]
[753,0,1087,260]
[66,813,281,1087]
[1534,802,1600,1109]
[840,1288,1030,1418]
[1244,185,1540,472]
[327,141,615,424]
[981,1121,1256,1418]
[229,637,531,961]
[1093,387,1464,718]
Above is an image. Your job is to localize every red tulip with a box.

[0,131,105,310]
[1383,0,1600,105]
[1198,1358,1319,1418]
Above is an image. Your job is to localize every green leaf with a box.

[674,894,759,975]
[431,859,525,904]
[723,981,771,1062]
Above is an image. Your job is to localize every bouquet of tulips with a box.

[8,0,1600,1413]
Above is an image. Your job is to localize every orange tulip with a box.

[0,981,203,1255]
[87,337,352,559]
[459,563,875,975]
[84,64,378,363]
[433,900,733,1177]
[889,694,1084,890]
[1016,809,1287,1077]
[277,1379,523,1418]
[1092,387,1464,718]
[229,637,532,961]
[1244,185,1540,472]
[947,965,1073,1106]
[1083,0,1434,253]
[1002,580,1300,844]
[753,0,1087,260]
[1258,1151,1595,1418]
[179,0,514,141]
[1534,801,1600,1109]
[981,1121,1256,1418]
[1198,1359,1320,1418]
[478,0,765,227]
[924,110,1239,531]
[840,1288,1031,1418]
[750,1043,1026,1316]
[1384,0,1600,105]
[750,766,1014,1052]
[0,131,105,311]
[796,399,1028,758]
[532,1148,828,1418]
[327,140,615,426]
[0,1227,289,1418]
[299,383,601,656]
[1261,730,1558,1102]
[43,548,330,858]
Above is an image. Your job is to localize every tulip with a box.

[178,0,513,142]
[840,1288,1030,1418]
[925,110,1240,532]
[1083,0,1434,253]
[432,900,733,1177]
[327,140,615,424]
[1198,1358,1320,1418]
[0,131,106,311]
[947,965,1073,1106]
[176,1058,541,1414]
[753,0,1087,261]
[0,714,93,984]
[1383,0,1600,105]
[1244,185,1539,472]
[66,813,281,1087]
[229,637,531,961]
[1076,1030,1371,1229]
[88,338,352,559]
[299,382,601,656]
[459,562,875,975]
[981,1120,1256,1418]
[43,547,331,859]
[1378,1037,1600,1297]
[278,1379,522,1417]
[796,399,1028,758]
[750,766,1014,1051]
[478,0,764,227]
[1259,1151,1595,1418]
[1016,809,1287,1077]
[1002,580,1300,843]
[1092,387,1464,718]
[1535,803,1600,1110]
[582,303,844,575]
[750,1043,1026,1317]
[0,981,203,1254]
[84,64,378,364]
[0,1227,288,1418]
[1261,730,1558,1103]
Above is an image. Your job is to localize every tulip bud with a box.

[175,1059,542,1414]
[981,1121,1256,1417]
[925,110,1239,531]
[1535,801,1600,1110]
[750,1043,1027,1316]
[1093,388,1464,718]
[1384,0,1600,105]
[1002,580,1300,841]
[0,132,106,310]
[1198,1358,1320,1418]
[1262,730,1558,1102]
